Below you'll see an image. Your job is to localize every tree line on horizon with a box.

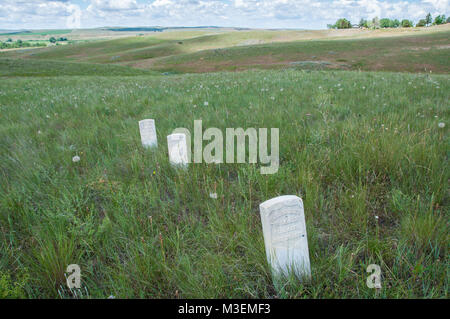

[328,13,449,29]
[0,39,46,49]
[0,36,68,49]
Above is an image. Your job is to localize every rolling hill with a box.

[2,24,450,74]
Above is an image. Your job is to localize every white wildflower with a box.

[72,155,81,163]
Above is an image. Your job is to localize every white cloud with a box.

[88,0,139,12]
[0,0,448,30]
[422,0,449,13]
[152,0,173,7]
[0,0,83,29]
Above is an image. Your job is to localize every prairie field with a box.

[0,27,448,299]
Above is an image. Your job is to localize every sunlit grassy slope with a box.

[2,24,450,74]
[147,30,450,73]
[0,66,448,298]
[0,58,154,77]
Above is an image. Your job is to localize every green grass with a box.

[0,68,448,298]
[3,28,449,75]
[0,36,169,62]
[0,58,154,77]
[150,31,450,73]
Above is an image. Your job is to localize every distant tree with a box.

[16,39,22,45]
[433,15,446,25]
[380,18,391,28]
[359,18,368,28]
[372,16,380,29]
[401,19,413,27]
[391,19,400,28]
[425,13,432,26]
[334,18,352,29]
[58,37,67,41]
[49,37,57,43]
[447,16,450,23]
[6,38,12,42]
[416,19,427,27]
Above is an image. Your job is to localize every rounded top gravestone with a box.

[259,195,311,281]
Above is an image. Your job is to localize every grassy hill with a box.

[0,26,448,299]
[0,58,154,77]
[2,25,450,74]
[146,30,450,73]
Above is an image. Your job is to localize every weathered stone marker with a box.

[167,133,189,167]
[259,195,311,281]
[139,119,158,148]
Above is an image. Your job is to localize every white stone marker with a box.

[167,133,189,167]
[139,119,158,148]
[259,195,311,281]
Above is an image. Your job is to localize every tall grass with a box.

[0,69,448,298]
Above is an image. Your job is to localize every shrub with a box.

[401,19,413,27]
[416,19,427,27]
[391,19,400,28]
[433,15,446,25]
[380,18,391,28]
[334,18,352,29]
[359,18,368,28]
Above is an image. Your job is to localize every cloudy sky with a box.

[0,0,448,30]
